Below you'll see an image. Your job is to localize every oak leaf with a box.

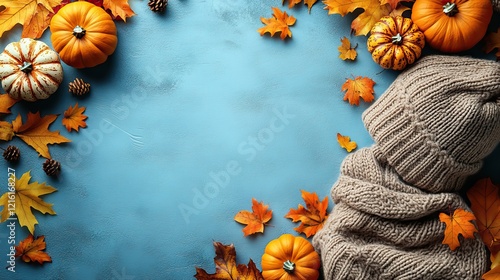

[467,178,500,248]
[194,241,264,280]
[103,0,135,22]
[337,133,357,152]
[0,94,19,115]
[0,171,57,234]
[285,190,329,237]
[341,76,375,105]
[234,198,272,236]
[15,234,52,264]
[12,112,71,158]
[485,27,500,61]
[324,0,392,36]
[338,36,357,60]
[283,0,318,13]
[62,103,88,132]
[258,7,296,40]
[439,208,477,251]
[0,0,62,39]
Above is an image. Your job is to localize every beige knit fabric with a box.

[313,55,500,279]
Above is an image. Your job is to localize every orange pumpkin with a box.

[411,0,493,53]
[49,1,118,68]
[261,234,321,280]
[367,16,425,71]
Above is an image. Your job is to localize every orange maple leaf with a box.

[15,234,52,264]
[103,0,135,22]
[0,94,19,115]
[283,0,318,13]
[0,121,14,141]
[285,190,329,237]
[0,0,62,39]
[338,36,357,60]
[62,103,88,132]
[194,241,264,280]
[234,198,272,236]
[337,133,357,152]
[485,27,500,61]
[483,248,500,280]
[439,208,478,251]
[467,178,500,248]
[380,0,414,10]
[258,7,296,40]
[324,0,392,36]
[341,76,376,106]
[12,112,71,158]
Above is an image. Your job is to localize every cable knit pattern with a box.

[313,55,500,279]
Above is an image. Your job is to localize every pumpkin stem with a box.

[283,260,295,273]
[443,2,458,16]
[391,33,402,44]
[73,25,86,39]
[19,61,32,73]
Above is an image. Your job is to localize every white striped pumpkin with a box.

[0,38,63,102]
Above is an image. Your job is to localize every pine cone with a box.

[3,146,20,162]
[69,78,91,96]
[43,159,61,176]
[148,0,167,12]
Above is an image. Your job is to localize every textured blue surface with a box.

[0,1,499,279]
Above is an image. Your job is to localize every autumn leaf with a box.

[103,0,135,22]
[341,76,376,106]
[338,36,357,60]
[258,7,296,40]
[324,0,392,36]
[467,178,500,248]
[337,133,357,152]
[62,103,88,132]
[234,198,272,236]
[15,234,52,264]
[194,241,264,280]
[285,190,329,237]
[0,0,62,39]
[0,93,19,115]
[380,0,413,10]
[0,121,14,141]
[483,249,500,280]
[485,27,500,61]
[12,112,71,158]
[283,0,318,13]
[0,171,57,235]
[439,208,477,251]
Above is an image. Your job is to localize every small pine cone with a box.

[69,78,91,96]
[148,0,167,12]
[43,159,61,176]
[3,146,20,162]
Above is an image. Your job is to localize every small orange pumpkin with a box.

[411,0,493,53]
[261,234,321,280]
[49,1,118,68]
[367,16,425,71]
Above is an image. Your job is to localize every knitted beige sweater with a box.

[313,55,500,279]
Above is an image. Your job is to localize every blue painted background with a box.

[0,1,499,279]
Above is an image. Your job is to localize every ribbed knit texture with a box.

[493,0,500,12]
[313,55,500,280]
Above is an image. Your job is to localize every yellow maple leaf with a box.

[283,0,318,13]
[0,0,62,39]
[103,0,135,22]
[258,7,296,40]
[485,27,500,61]
[324,0,392,36]
[341,76,376,105]
[0,93,19,114]
[439,208,478,251]
[62,103,88,132]
[15,234,52,264]
[234,198,272,236]
[0,171,57,234]
[338,36,357,60]
[337,133,357,152]
[12,112,71,158]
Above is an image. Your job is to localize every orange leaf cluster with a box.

[337,133,357,152]
[63,103,88,132]
[341,76,376,106]
[283,0,318,13]
[0,94,19,114]
[15,234,52,264]
[258,7,296,40]
[234,198,272,236]
[338,37,357,60]
[194,242,264,280]
[484,27,500,61]
[285,190,329,237]
[439,208,477,251]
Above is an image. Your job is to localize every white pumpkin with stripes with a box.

[0,38,63,102]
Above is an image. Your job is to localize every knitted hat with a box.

[313,55,500,279]
[363,55,500,193]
